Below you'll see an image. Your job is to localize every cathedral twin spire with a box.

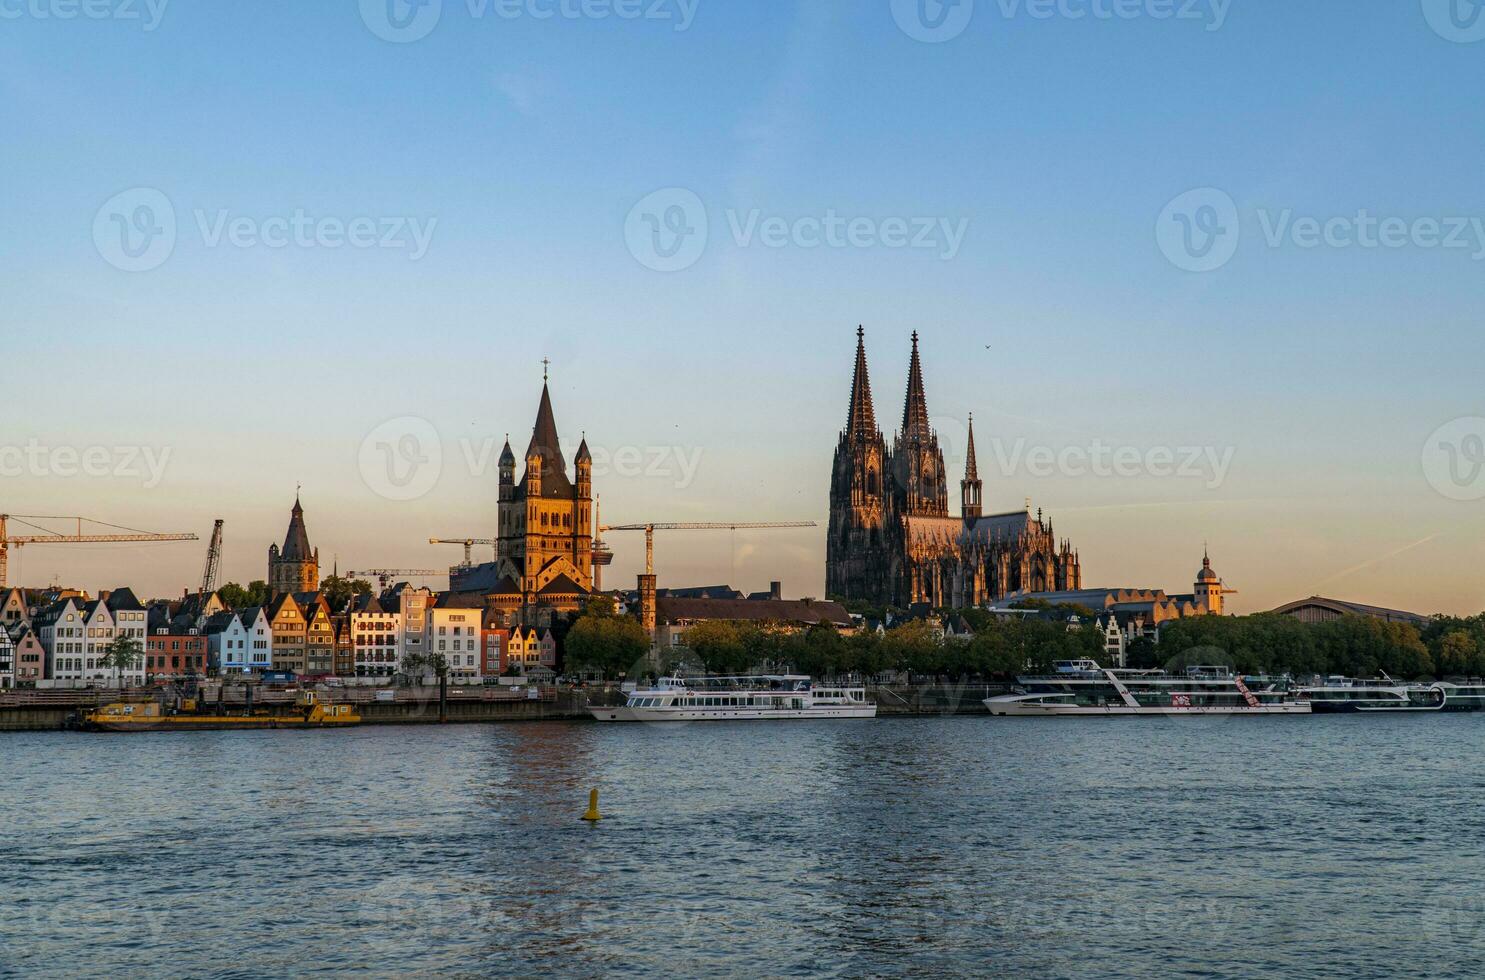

[846,326,878,438]
[845,327,936,447]
[848,328,978,517]
[900,331,933,444]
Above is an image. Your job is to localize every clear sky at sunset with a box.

[2,1,1483,613]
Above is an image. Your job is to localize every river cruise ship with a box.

[984,660,1311,717]
[1295,676,1485,712]
[589,675,876,722]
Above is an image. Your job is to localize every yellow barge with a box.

[75,691,360,732]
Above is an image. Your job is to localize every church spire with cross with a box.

[901,331,932,442]
[845,325,878,438]
[893,331,948,517]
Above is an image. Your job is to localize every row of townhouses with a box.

[0,585,558,689]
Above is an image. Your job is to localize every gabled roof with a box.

[265,593,301,619]
[6,622,38,643]
[293,592,330,615]
[176,590,220,620]
[104,587,145,612]
[538,574,584,596]
[31,598,78,629]
[202,610,241,634]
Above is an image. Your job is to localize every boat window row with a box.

[631,696,781,708]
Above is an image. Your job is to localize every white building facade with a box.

[350,597,400,678]
[430,600,483,683]
[38,598,85,683]
[207,612,250,675]
[240,607,273,674]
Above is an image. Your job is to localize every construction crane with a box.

[346,568,445,589]
[0,514,199,589]
[598,521,817,646]
[598,522,818,577]
[199,520,224,598]
[428,537,497,570]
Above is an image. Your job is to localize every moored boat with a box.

[74,690,361,731]
[984,660,1311,717]
[1296,676,1485,712]
[589,675,876,722]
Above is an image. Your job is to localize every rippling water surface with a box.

[5,714,1485,978]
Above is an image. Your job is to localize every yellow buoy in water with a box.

[582,788,602,822]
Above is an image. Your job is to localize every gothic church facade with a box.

[826,329,1081,609]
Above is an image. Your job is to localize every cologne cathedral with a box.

[826,328,1081,609]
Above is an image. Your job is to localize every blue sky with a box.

[2,1,1484,613]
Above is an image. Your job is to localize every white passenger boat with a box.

[588,675,877,722]
[1295,676,1485,712]
[983,660,1311,716]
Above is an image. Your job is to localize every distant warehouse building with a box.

[655,593,854,652]
[1268,596,1430,628]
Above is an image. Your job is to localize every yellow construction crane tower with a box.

[0,514,198,589]
[597,521,817,644]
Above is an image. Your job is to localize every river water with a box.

[3,714,1484,978]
